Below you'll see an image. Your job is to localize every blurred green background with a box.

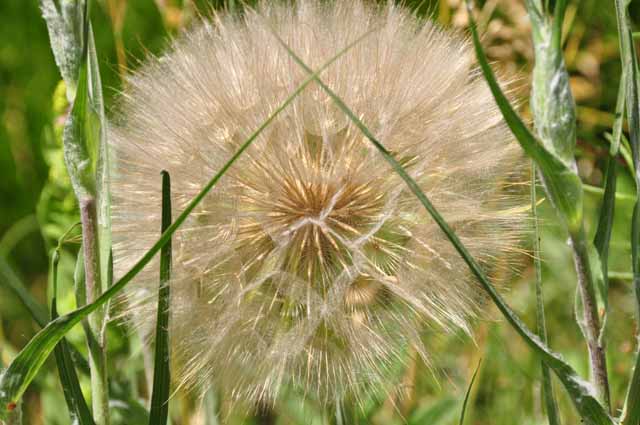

[0,0,639,424]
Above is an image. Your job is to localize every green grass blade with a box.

[0,250,89,376]
[0,216,39,258]
[0,31,371,419]
[148,171,172,425]
[592,74,626,343]
[466,1,583,235]
[616,0,640,423]
[459,360,481,425]
[470,0,610,408]
[50,249,95,425]
[532,166,562,425]
[270,31,613,425]
[0,256,49,328]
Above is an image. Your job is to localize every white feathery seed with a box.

[111,0,528,407]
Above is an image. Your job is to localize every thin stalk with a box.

[532,165,561,425]
[79,197,109,425]
[570,228,610,410]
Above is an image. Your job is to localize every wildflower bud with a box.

[112,0,527,405]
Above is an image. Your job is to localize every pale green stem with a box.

[79,197,109,425]
[569,227,610,410]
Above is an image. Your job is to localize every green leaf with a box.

[0,31,371,419]
[148,171,172,425]
[270,31,613,425]
[50,248,95,425]
[459,360,481,425]
[39,0,86,100]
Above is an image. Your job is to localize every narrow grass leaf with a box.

[0,32,371,419]
[50,248,95,425]
[532,166,561,425]
[148,171,172,425]
[616,0,640,423]
[0,257,49,328]
[271,32,613,425]
[459,360,481,425]
[592,73,627,343]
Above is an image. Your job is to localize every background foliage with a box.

[0,0,639,423]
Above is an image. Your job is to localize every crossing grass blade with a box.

[269,29,614,425]
[148,171,172,425]
[50,246,95,425]
[0,31,372,419]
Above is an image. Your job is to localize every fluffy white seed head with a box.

[111,0,527,407]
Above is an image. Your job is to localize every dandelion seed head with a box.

[111,0,527,406]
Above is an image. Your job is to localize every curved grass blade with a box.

[50,245,95,425]
[148,171,172,425]
[0,31,372,419]
[0,236,89,375]
[459,359,481,425]
[466,0,611,410]
[0,216,39,258]
[0,257,49,328]
[466,1,583,235]
[270,32,613,425]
